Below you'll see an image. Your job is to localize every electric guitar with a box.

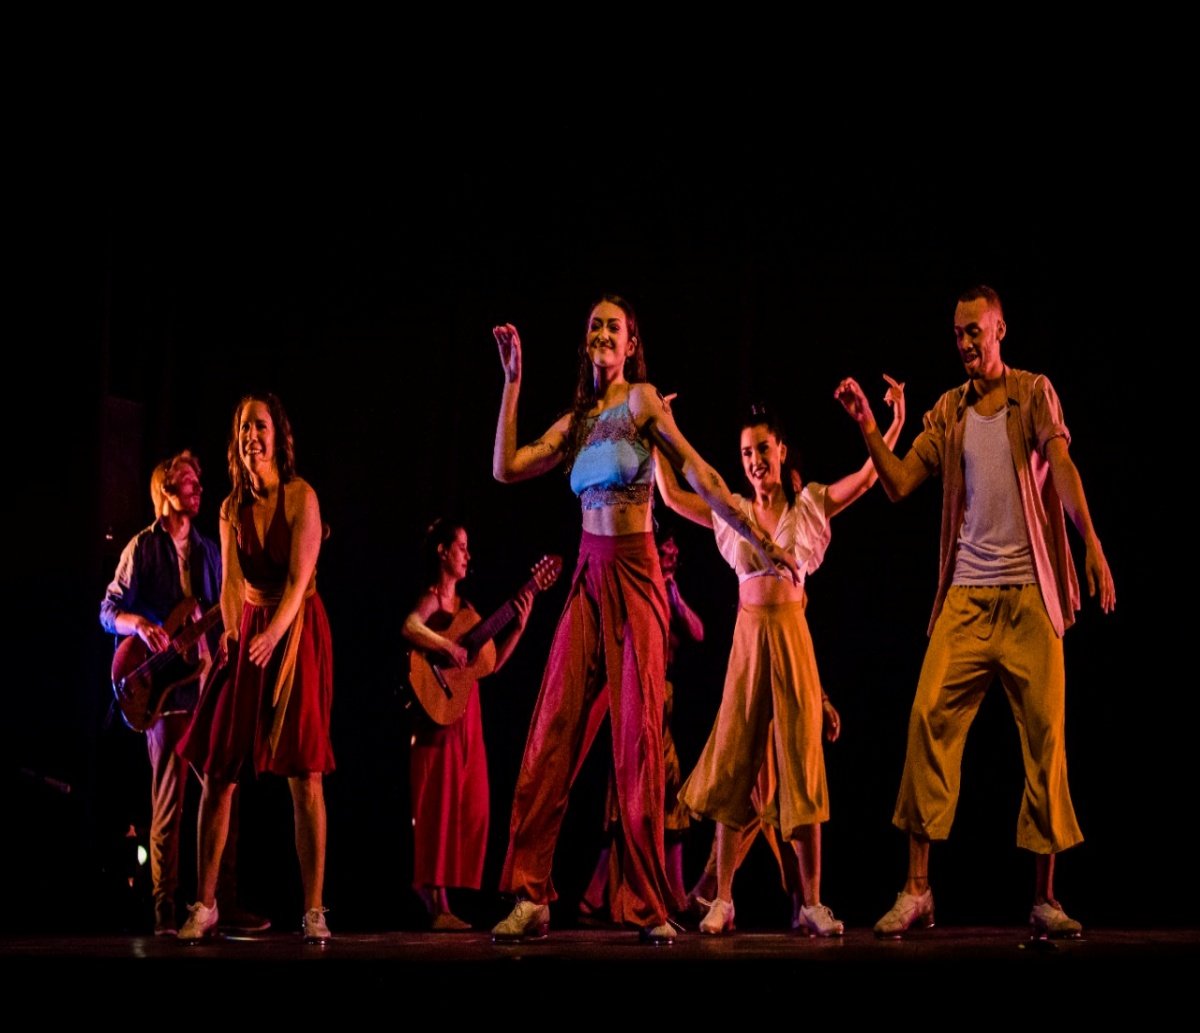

[111,596,223,732]
[407,555,563,726]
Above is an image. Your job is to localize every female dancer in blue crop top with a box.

[489,293,797,944]
[660,382,904,936]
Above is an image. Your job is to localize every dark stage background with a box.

[10,133,1185,935]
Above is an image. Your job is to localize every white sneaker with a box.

[491,900,550,942]
[178,901,219,943]
[699,897,735,935]
[873,889,934,937]
[794,902,845,937]
[1030,900,1082,938]
[640,920,676,944]
[303,907,332,943]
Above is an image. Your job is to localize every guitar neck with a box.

[460,575,539,653]
[173,605,223,652]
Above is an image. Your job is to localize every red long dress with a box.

[409,605,489,890]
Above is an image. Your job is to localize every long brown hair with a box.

[224,392,297,516]
[563,293,649,472]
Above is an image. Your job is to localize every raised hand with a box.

[882,373,906,424]
[834,376,876,428]
[493,323,523,383]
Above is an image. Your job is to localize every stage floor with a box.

[7,926,1198,1011]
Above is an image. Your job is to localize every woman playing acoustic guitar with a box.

[401,518,538,931]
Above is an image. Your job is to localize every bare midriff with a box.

[581,500,655,537]
[739,572,806,606]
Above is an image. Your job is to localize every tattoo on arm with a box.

[735,514,769,551]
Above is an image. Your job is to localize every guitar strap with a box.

[245,578,317,756]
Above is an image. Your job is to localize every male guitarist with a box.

[100,449,267,936]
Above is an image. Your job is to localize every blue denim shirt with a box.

[100,520,222,713]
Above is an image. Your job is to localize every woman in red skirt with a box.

[402,519,534,930]
[179,392,335,944]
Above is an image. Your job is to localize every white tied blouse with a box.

[712,483,831,589]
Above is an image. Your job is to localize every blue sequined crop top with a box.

[568,400,654,510]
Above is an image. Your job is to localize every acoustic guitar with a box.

[407,554,563,725]
[111,596,222,732]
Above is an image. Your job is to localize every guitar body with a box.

[407,607,498,726]
[111,596,217,732]
[404,554,563,727]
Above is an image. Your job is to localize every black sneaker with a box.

[218,906,272,933]
[154,899,178,937]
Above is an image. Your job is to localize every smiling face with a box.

[953,297,1006,381]
[439,528,470,581]
[586,300,637,377]
[238,399,276,476]
[740,423,787,494]
[165,466,203,519]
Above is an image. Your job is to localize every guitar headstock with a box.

[531,554,564,592]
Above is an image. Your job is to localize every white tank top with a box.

[952,406,1036,585]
